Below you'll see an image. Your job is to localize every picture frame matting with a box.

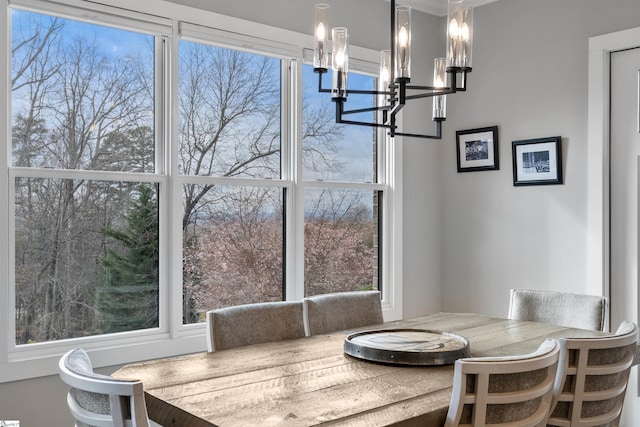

[511,136,563,186]
[455,126,499,173]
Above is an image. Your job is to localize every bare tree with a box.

[178,43,345,232]
[11,14,62,91]
[184,187,284,311]
[301,92,345,176]
[12,13,155,343]
[304,189,375,296]
[179,44,281,230]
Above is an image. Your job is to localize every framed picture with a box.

[456,126,499,172]
[511,136,563,186]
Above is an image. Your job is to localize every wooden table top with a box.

[113,312,605,427]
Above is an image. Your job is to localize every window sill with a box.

[1,329,207,384]
[1,304,403,384]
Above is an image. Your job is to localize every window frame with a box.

[0,0,402,383]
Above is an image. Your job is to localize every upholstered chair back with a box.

[303,290,383,336]
[206,301,306,352]
[508,289,607,331]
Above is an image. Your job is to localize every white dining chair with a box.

[303,290,383,336]
[59,348,150,427]
[206,300,306,352]
[508,288,607,331]
[444,338,561,427]
[547,320,639,426]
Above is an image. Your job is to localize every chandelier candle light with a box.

[313,0,474,139]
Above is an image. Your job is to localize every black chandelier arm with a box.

[316,70,395,97]
[446,68,472,92]
[315,66,472,99]
[315,68,332,93]
[337,118,392,129]
[339,104,391,115]
[345,89,392,96]
[334,90,443,139]
[403,70,471,97]
[456,71,469,91]
[406,85,447,91]
[393,120,443,139]
[389,103,404,118]
[335,101,392,129]
[404,88,456,101]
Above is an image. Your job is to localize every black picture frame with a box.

[511,136,563,186]
[456,126,499,172]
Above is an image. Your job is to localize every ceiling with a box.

[393,0,500,16]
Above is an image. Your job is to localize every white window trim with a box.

[1,0,10,372]
[10,0,173,35]
[0,0,403,383]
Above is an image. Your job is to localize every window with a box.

[0,0,399,382]
[301,65,382,296]
[11,9,160,344]
[177,41,285,322]
[303,187,380,296]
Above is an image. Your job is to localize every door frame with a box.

[588,26,640,329]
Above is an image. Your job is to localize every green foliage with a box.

[97,184,159,333]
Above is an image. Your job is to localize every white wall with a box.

[396,8,445,319]
[441,0,640,316]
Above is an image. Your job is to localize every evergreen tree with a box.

[98,184,159,333]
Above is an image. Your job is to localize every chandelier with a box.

[313,0,474,139]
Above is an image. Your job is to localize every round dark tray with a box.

[343,328,470,366]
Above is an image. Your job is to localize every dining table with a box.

[113,312,606,427]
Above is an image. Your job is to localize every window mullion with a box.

[156,34,170,338]
[166,24,185,338]
[286,61,304,300]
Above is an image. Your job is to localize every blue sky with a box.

[302,65,376,183]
